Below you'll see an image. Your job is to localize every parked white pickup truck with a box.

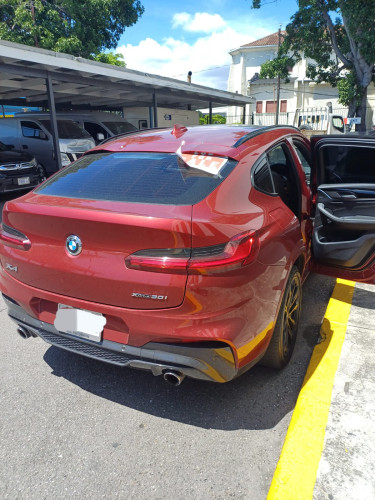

[293,106,345,136]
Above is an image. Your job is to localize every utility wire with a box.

[171,64,231,78]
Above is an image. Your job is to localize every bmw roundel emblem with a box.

[66,235,82,256]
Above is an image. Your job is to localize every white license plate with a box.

[54,304,106,343]
[17,177,30,186]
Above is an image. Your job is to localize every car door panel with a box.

[312,185,375,282]
[309,137,375,283]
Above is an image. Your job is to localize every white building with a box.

[227,31,374,128]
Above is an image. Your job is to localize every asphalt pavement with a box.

[0,269,334,499]
[1,191,374,499]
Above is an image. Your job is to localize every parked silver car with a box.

[0,114,95,175]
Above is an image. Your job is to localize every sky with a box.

[116,0,299,90]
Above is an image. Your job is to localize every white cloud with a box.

[172,12,191,29]
[172,12,226,33]
[116,15,273,90]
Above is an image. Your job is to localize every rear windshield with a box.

[35,152,237,205]
[103,121,137,134]
[39,119,92,139]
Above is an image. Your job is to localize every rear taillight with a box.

[189,231,259,274]
[125,248,190,274]
[125,231,259,275]
[0,224,31,251]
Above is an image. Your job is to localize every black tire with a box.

[299,124,312,130]
[261,266,302,369]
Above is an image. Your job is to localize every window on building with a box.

[256,101,263,114]
[266,101,277,113]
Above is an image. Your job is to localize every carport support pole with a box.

[153,90,158,128]
[46,73,62,170]
[209,101,212,124]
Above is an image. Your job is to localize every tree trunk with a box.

[347,101,357,119]
[355,87,368,133]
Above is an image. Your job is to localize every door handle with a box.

[317,203,375,230]
[22,145,28,149]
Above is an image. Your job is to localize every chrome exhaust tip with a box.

[163,371,186,386]
[17,326,32,339]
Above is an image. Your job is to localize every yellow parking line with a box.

[267,278,355,500]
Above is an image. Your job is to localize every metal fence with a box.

[251,107,349,127]
[208,105,374,128]
[251,106,374,129]
[251,112,291,126]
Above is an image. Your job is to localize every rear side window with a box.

[103,121,137,134]
[84,122,110,139]
[319,145,375,183]
[36,152,237,205]
[253,158,274,194]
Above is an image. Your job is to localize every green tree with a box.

[212,114,226,124]
[251,0,375,131]
[92,52,126,67]
[0,0,144,65]
[199,112,226,124]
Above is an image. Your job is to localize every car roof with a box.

[55,111,130,121]
[13,113,78,121]
[93,124,301,160]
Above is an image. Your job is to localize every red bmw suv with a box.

[1,125,374,385]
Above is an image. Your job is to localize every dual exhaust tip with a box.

[17,325,186,386]
[17,326,37,339]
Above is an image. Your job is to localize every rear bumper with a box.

[4,295,238,383]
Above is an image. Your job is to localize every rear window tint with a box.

[320,145,375,183]
[36,152,237,205]
[253,158,274,194]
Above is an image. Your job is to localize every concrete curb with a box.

[267,278,356,499]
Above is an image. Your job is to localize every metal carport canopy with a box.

[0,40,251,112]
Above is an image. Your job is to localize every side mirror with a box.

[96,133,105,141]
[39,131,48,140]
[332,116,345,134]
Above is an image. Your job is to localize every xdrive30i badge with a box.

[66,235,82,256]
[132,292,168,301]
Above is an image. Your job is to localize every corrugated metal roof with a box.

[0,40,252,111]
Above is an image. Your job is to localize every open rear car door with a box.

[310,136,375,284]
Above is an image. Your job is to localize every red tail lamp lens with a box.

[0,224,31,251]
[189,231,259,274]
[125,248,190,274]
[125,231,259,275]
